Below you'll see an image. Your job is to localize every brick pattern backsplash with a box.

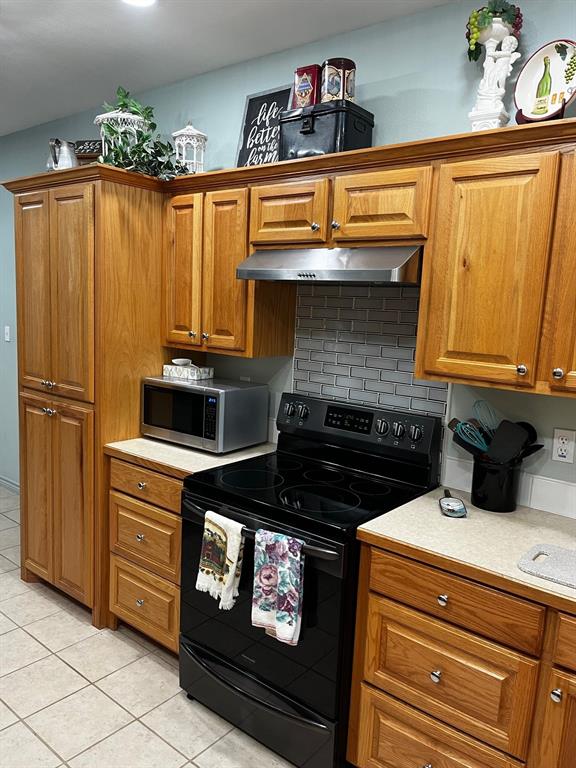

[293,284,448,416]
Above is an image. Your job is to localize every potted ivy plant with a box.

[95,87,187,180]
[466,0,523,61]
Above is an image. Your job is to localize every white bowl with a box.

[171,358,193,366]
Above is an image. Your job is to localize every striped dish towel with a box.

[251,529,305,646]
[196,511,244,610]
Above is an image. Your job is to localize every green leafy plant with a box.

[466,1,523,62]
[99,86,188,180]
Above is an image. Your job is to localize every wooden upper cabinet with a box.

[19,392,53,581]
[416,152,560,387]
[529,668,576,768]
[15,192,52,393]
[543,152,576,392]
[203,188,248,351]
[52,401,94,606]
[249,179,330,244]
[49,184,95,402]
[332,166,433,240]
[164,194,203,346]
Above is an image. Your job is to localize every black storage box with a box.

[279,99,374,161]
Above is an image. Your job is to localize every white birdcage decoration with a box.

[94,110,147,157]
[172,122,207,174]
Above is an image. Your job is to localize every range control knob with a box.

[375,418,389,436]
[284,402,296,417]
[409,425,423,443]
[296,404,310,420]
[392,422,406,439]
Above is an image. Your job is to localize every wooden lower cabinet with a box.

[110,459,182,513]
[357,684,523,768]
[19,391,94,604]
[110,554,180,652]
[528,668,576,768]
[554,614,576,672]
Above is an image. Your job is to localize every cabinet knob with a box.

[45,408,56,417]
[42,407,49,415]
[135,533,145,542]
[552,368,565,380]
[430,669,442,684]
[135,598,145,607]
[423,764,433,768]
[331,220,341,230]
[188,330,197,338]
[137,481,147,490]
[550,688,563,704]
[310,222,320,231]
[41,379,48,387]
[437,594,449,607]
[45,380,54,389]
[516,364,528,376]
[202,332,209,341]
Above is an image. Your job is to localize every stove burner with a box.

[280,485,361,515]
[221,470,284,490]
[304,469,345,484]
[266,457,303,472]
[349,480,392,496]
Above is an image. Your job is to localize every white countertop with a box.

[359,487,576,605]
[105,437,275,475]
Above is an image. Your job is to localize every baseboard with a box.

[442,456,576,519]
[0,475,20,494]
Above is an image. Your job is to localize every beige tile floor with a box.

[0,486,294,768]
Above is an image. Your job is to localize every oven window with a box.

[144,386,205,437]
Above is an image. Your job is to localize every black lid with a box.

[280,98,374,125]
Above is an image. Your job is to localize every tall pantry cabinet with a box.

[6,166,166,625]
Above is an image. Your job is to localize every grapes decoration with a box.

[555,43,576,84]
[466,1,523,62]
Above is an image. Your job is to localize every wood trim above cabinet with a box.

[332,166,433,240]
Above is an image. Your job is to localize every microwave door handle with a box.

[184,498,340,561]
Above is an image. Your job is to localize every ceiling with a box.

[0,0,452,137]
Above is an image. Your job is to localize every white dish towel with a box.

[195,510,245,610]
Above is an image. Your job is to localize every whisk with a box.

[473,400,499,440]
[455,421,490,453]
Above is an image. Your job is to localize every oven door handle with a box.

[183,498,340,561]
[182,640,330,733]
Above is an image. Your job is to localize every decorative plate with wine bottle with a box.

[514,39,576,122]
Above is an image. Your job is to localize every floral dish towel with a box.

[251,529,305,646]
[196,510,244,610]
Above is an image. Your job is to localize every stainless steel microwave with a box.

[141,377,269,454]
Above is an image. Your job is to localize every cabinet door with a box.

[203,188,248,351]
[529,669,576,768]
[19,392,53,581]
[49,184,95,402]
[332,166,433,240]
[249,179,330,244]
[52,401,94,605]
[164,194,203,346]
[417,153,559,387]
[15,192,52,392]
[544,152,576,392]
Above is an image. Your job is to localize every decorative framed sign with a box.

[514,39,576,122]
[236,86,291,167]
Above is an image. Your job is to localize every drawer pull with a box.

[135,598,145,607]
[310,222,320,231]
[135,533,145,542]
[437,594,449,607]
[550,688,563,704]
[430,669,442,684]
[137,481,147,490]
[423,764,433,768]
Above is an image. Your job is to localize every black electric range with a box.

[179,393,442,768]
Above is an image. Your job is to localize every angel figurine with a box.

[470,33,521,130]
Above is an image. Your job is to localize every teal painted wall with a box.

[1,0,575,485]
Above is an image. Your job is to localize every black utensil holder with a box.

[471,457,520,513]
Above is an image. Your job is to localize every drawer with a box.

[110,458,182,513]
[110,492,181,583]
[370,550,545,655]
[110,555,180,652]
[332,165,433,240]
[364,594,539,759]
[355,683,523,768]
[555,614,576,672]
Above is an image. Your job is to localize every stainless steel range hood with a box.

[236,246,421,283]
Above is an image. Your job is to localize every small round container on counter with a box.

[321,58,356,103]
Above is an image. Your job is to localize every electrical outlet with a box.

[552,428,575,463]
[3,325,10,342]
